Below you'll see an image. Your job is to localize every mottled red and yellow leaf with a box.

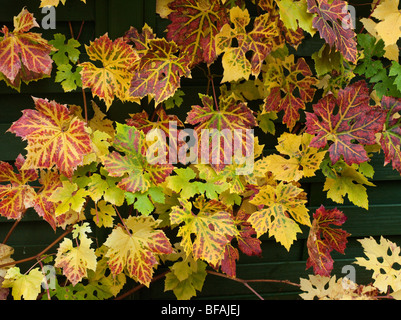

[263,55,317,130]
[104,215,173,287]
[306,205,350,276]
[129,38,191,105]
[166,0,230,67]
[216,6,278,82]
[170,197,238,265]
[305,80,386,165]
[8,97,93,177]
[0,154,37,220]
[80,34,138,109]
[0,8,55,90]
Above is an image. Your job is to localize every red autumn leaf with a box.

[165,0,230,67]
[186,93,257,171]
[264,55,317,130]
[32,170,64,231]
[0,154,37,220]
[220,244,240,278]
[0,8,55,90]
[380,96,401,174]
[307,0,357,63]
[306,205,350,276]
[8,97,93,177]
[219,210,262,278]
[305,80,386,165]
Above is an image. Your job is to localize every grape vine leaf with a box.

[8,97,93,178]
[49,180,88,217]
[306,206,350,276]
[262,132,327,182]
[323,161,375,210]
[104,215,174,287]
[90,200,116,228]
[32,170,63,230]
[276,0,316,36]
[219,210,262,277]
[263,55,317,130]
[380,96,401,174]
[299,274,378,300]
[125,186,166,216]
[355,236,401,296]
[129,38,191,105]
[170,197,238,265]
[0,244,14,300]
[164,243,208,300]
[248,182,310,251]
[165,0,230,67]
[216,6,278,83]
[49,33,80,66]
[354,34,385,78]
[186,93,257,171]
[103,123,174,193]
[2,267,43,300]
[0,8,55,90]
[362,0,401,53]
[305,80,386,166]
[306,0,357,63]
[55,223,97,286]
[87,167,125,206]
[80,34,139,109]
[0,155,37,220]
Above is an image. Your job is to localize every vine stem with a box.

[2,217,22,245]
[358,0,381,34]
[114,270,170,300]
[114,269,301,300]
[113,205,131,235]
[0,226,73,269]
[207,66,219,111]
[206,270,301,300]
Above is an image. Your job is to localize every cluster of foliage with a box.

[1,0,401,300]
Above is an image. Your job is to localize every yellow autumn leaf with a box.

[323,164,375,210]
[2,267,43,300]
[355,236,401,296]
[49,180,89,216]
[104,215,173,287]
[90,200,116,228]
[249,182,310,251]
[299,274,377,300]
[261,132,326,182]
[361,0,401,60]
[276,0,316,36]
[54,223,97,286]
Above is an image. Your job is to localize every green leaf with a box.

[49,33,81,66]
[389,61,401,92]
[55,64,82,92]
[125,186,165,215]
